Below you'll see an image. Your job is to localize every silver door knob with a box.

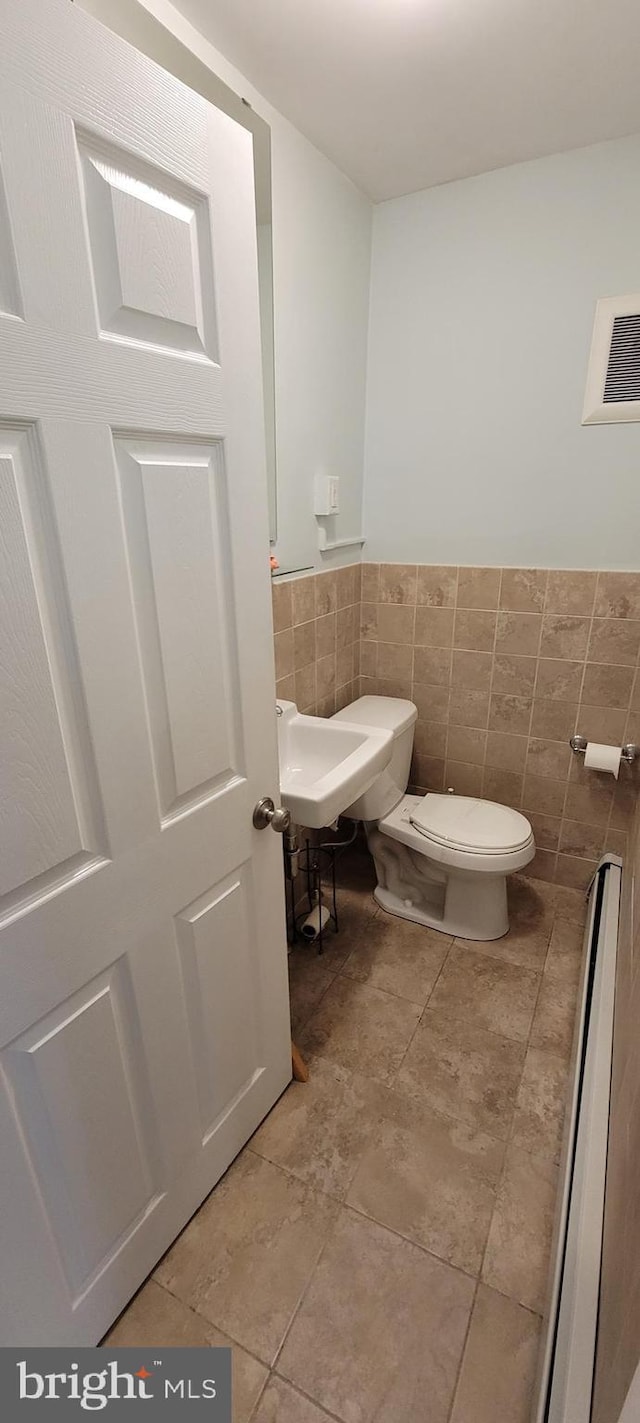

[253,796,291,832]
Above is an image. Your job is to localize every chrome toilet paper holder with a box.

[569,734,639,764]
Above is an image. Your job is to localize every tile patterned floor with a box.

[105,849,587,1423]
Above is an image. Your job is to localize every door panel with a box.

[0,0,290,1344]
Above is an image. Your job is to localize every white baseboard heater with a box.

[534,853,622,1423]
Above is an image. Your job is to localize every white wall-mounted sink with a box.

[276,701,393,829]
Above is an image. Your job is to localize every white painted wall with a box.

[84,0,372,574]
[363,133,640,569]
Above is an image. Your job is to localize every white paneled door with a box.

[0,0,290,1344]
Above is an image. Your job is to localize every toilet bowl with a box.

[332,695,535,940]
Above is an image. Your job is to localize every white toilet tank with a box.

[331,696,417,820]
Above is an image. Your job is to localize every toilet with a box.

[332,695,535,941]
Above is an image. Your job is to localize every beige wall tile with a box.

[414,646,452,685]
[454,609,497,652]
[315,570,337,617]
[415,605,455,646]
[360,602,378,639]
[452,649,493,691]
[294,620,316,670]
[559,819,605,859]
[315,612,336,660]
[495,612,542,657]
[483,767,524,805]
[360,640,377,678]
[522,848,558,882]
[522,774,566,817]
[272,580,293,632]
[489,694,532,735]
[376,603,415,644]
[500,568,548,613]
[417,564,458,606]
[447,725,487,765]
[535,658,584,700]
[316,654,336,702]
[378,563,417,604]
[492,654,537,696]
[412,753,446,790]
[526,738,572,781]
[449,687,490,728]
[337,604,356,649]
[545,569,597,616]
[292,575,316,626]
[275,628,294,680]
[377,674,413,698]
[577,705,628,743]
[540,615,590,660]
[588,618,640,666]
[412,682,451,722]
[352,563,640,893]
[581,663,634,708]
[457,566,501,608]
[336,565,359,609]
[594,570,640,619]
[377,642,412,681]
[276,673,296,702]
[361,562,380,603]
[414,720,448,758]
[485,731,528,773]
[295,664,316,712]
[564,776,614,827]
[528,812,562,851]
[555,854,598,890]
[445,761,484,796]
[531,699,578,741]
[336,643,355,687]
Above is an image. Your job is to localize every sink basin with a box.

[276,701,393,829]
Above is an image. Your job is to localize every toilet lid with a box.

[410,794,532,854]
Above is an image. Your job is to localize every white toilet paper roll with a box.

[584,742,622,778]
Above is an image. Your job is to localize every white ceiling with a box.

[172,0,640,201]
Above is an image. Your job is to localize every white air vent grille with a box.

[603,314,640,403]
[583,294,640,424]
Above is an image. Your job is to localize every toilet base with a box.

[373,875,509,941]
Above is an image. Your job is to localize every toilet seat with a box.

[410,793,532,856]
[378,794,535,875]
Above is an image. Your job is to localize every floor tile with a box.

[103,1281,267,1423]
[457,916,551,972]
[450,1283,541,1423]
[530,973,578,1058]
[396,1010,525,1139]
[253,1376,335,1423]
[511,1045,569,1162]
[250,1056,385,1199]
[427,944,540,1042]
[299,977,422,1086]
[544,916,585,986]
[347,1093,505,1274]
[154,1152,338,1366]
[341,912,451,1005]
[288,956,336,1035]
[508,874,556,931]
[482,1144,558,1313]
[278,1208,475,1423]
[548,884,588,924]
